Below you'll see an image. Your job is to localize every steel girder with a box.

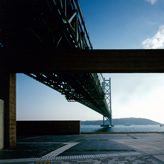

[1,0,92,50]
[25,73,111,117]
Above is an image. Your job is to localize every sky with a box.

[79,0,164,49]
[17,0,164,123]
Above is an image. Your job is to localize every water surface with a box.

[81,125,164,133]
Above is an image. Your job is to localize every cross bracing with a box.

[102,78,113,126]
[1,0,92,50]
[26,73,111,118]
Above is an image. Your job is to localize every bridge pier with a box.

[0,73,16,149]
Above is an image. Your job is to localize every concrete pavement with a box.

[0,133,164,163]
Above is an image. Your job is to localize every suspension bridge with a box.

[25,73,113,127]
[1,0,164,149]
[0,0,113,148]
[1,0,113,123]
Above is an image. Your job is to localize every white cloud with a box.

[142,25,164,49]
[146,0,158,5]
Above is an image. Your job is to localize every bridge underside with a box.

[1,0,164,73]
[26,73,110,118]
[1,0,75,49]
[1,0,92,50]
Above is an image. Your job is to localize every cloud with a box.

[142,25,164,49]
[146,0,158,5]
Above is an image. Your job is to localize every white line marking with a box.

[41,142,78,159]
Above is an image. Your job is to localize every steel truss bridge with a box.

[1,0,113,125]
[26,73,112,125]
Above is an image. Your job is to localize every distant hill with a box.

[81,118,160,126]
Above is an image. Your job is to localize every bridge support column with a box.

[0,73,16,149]
[101,78,114,127]
[101,116,111,127]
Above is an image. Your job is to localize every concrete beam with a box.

[0,73,16,148]
[1,49,164,73]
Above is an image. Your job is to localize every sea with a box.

[81,125,164,133]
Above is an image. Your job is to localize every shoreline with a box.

[81,131,164,134]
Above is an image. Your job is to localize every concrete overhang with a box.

[1,49,164,73]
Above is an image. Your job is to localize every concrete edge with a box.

[81,132,164,134]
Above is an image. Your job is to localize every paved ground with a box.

[0,133,164,163]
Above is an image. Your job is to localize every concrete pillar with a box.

[0,100,4,149]
[0,73,16,148]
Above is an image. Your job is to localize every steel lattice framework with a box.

[1,0,92,49]
[1,0,112,121]
[102,78,113,126]
[25,73,111,118]
[53,0,93,49]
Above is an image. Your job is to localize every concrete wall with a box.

[0,73,16,148]
[17,121,81,135]
[0,100,4,149]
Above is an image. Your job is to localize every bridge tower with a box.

[101,78,113,127]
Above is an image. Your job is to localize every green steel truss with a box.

[2,0,92,49]
[25,73,111,118]
[102,78,113,126]
[2,0,112,121]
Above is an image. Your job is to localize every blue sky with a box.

[17,0,164,123]
[79,0,164,49]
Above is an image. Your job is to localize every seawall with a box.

[17,120,81,135]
